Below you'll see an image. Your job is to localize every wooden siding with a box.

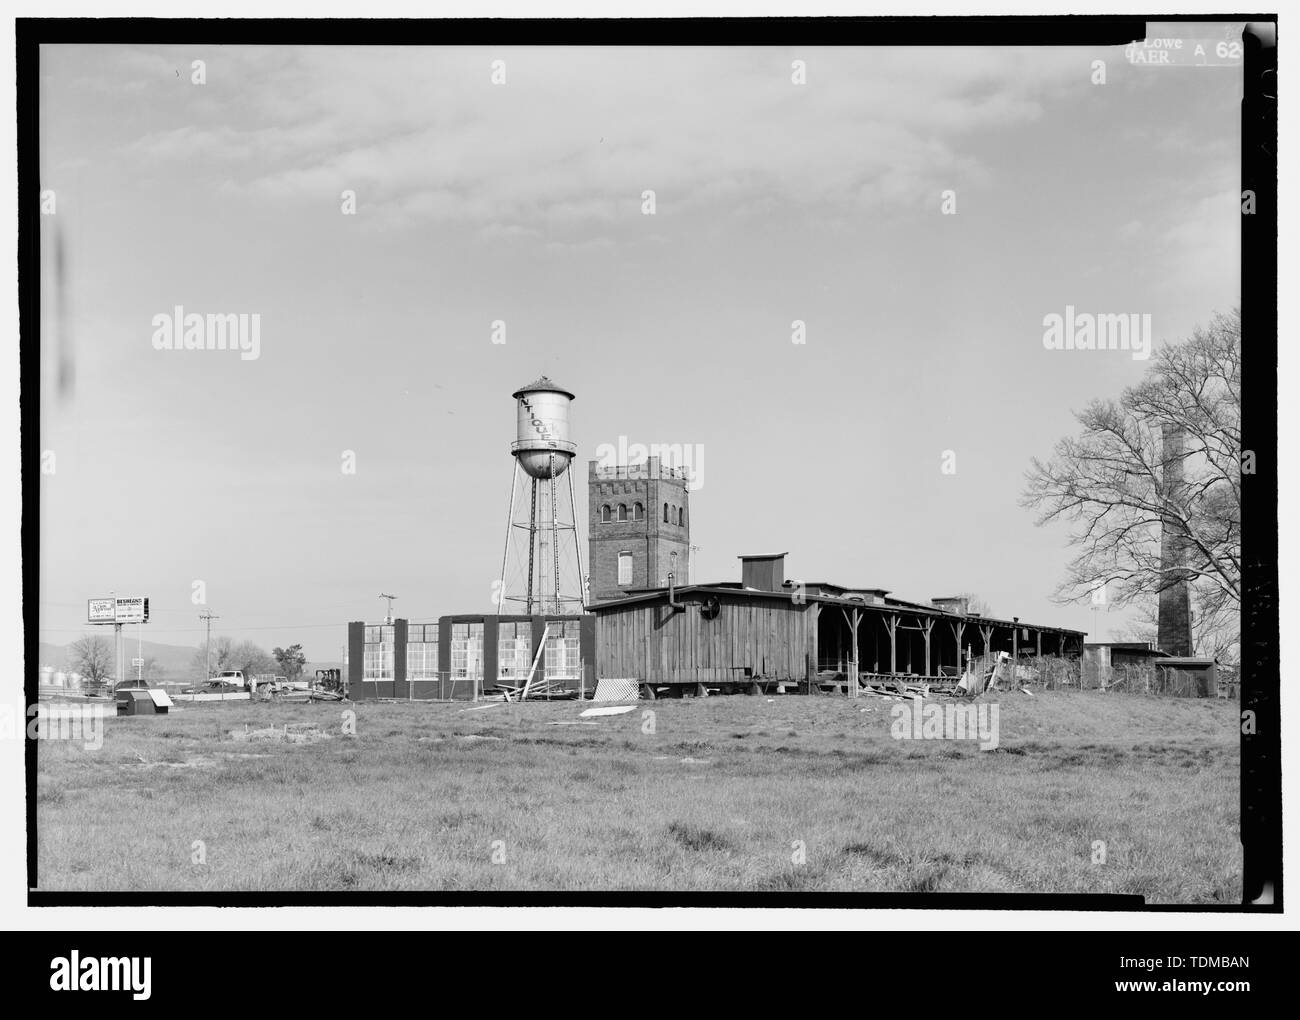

[594,593,813,683]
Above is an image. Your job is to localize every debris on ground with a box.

[228,724,332,745]
[591,677,641,703]
[579,705,637,718]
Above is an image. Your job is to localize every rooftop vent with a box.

[739,553,787,592]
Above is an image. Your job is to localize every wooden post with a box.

[887,614,899,675]
[851,608,861,698]
[948,619,966,677]
[840,607,860,698]
[808,602,821,685]
[921,617,933,677]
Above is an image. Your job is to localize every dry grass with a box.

[34,691,1241,901]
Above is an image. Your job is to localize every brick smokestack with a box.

[1156,423,1193,656]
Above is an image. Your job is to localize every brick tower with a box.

[1156,423,1194,656]
[587,456,690,602]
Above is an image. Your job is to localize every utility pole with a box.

[379,593,397,625]
[109,589,119,693]
[200,609,219,680]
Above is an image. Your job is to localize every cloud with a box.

[56,44,1107,232]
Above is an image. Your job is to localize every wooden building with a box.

[590,553,1085,696]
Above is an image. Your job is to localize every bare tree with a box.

[957,592,992,617]
[1023,310,1240,637]
[67,634,114,688]
[189,635,274,679]
[190,634,234,679]
[1112,596,1240,664]
[228,640,276,678]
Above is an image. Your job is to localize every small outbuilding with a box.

[116,688,172,715]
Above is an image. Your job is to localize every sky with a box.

[37,39,1242,663]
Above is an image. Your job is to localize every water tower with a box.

[497,376,586,614]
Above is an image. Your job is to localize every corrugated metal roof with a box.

[588,585,1086,635]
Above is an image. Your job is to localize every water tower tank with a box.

[511,376,576,479]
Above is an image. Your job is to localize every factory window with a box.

[498,622,531,683]
[407,627,439,680]
[363,627,394,681]
[618,503,628,522]
[663,503,669,523]
[451,622,484,683]
[544,620,582,680]
[617,552,633,586]
[678,507,685,526]
[600,504,611,523]
[633,502,644,520]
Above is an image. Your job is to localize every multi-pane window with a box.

[363,624,395,681]
[451,622,484,681]
[544,620,582,679]
[600,504,611,523]
[617,503,628,521]
[407,624,439,680]
[617,551,633,586]
[497,622,532,682]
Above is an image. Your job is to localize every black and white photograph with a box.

[13,7,1284,944]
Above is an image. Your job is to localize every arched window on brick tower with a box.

[678,506,685,527]
[600,504,611,523]
[633,502,644,520]
[663,503,669,523]
[617,503,628,522]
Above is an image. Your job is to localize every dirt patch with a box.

[667,822,734,852]
[228,725,332,745]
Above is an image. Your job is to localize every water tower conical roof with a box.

[512,375,575,400]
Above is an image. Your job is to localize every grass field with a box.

[34,690,1241,900]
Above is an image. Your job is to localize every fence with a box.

[352,670,480,701]
[358,669,589,702]
[967,653,1082,690]
[1095,664,1224,698]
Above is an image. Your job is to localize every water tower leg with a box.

[549,453,560,615]
[526,478,538,615]
[567,466,586,609]
[497,464,518,616]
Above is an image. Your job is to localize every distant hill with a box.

[38,638,197,678]
[38,638,344,681]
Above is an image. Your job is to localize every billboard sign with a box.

[113,597,149,623]
[87,597,150,624]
